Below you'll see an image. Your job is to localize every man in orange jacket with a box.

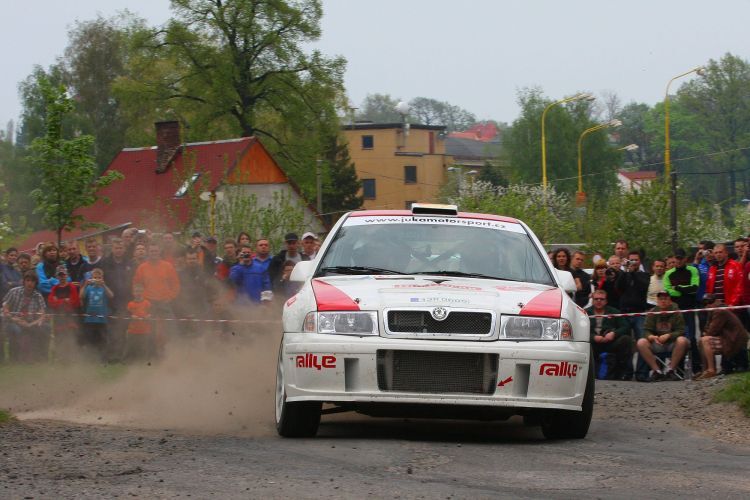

[132,243,180,352]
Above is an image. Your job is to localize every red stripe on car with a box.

[312,279,361,311]
[519,288,562,318]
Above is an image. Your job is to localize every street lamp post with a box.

[665,66,705,251]
[664,66,705,179]
[576,119,621,204]
[541,93,595,194]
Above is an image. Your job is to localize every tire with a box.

[275,342,321,438]
[541,354,594,440]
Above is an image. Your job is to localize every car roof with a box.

[348,210,520,224]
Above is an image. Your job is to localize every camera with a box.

[701,249,710,257]
[621,258,631,267]
[605,268,617,278]
[240,252,251,259]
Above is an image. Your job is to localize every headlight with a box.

[303,311,378,335]
[501,316,572,340]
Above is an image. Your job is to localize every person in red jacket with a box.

[706,244,743,306]
[48,265,81,362]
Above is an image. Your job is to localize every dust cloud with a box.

[2,324,282,437]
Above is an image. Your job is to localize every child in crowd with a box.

[47,265,81,362]
[80,268,114,360]
[126,283,153,361]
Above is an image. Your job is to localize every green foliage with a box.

[29,78,123,245]
[356,94,402,123]
[191,187,307,252]
[714,372,750,417]
[446,181,578,243]
[0,409,13,425]
[408,97,476,132]
[503,88,620,198]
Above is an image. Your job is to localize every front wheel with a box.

[275,342,321,438]
[541,355,594,440]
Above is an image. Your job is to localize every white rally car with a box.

[276,204,592,439]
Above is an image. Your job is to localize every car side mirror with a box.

[556,269,577,294]
[290,260,315,282]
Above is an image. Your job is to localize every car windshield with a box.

[317,217,554,285]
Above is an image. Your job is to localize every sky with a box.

[1,0,749,135]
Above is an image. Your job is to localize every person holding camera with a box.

[599,256,623,309]
[614,251,650,379]
[230,242,272,305]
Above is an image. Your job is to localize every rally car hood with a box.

[311,275,563,318]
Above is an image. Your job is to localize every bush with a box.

[713,372,750,417]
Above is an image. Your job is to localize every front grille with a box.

[377,350,498,395]
[387,310,493,334]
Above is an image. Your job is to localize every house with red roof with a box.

[617,170,658,191]
[17,121,325,250]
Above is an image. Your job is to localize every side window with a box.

[404,165,417,184]
[362,179,376,199]
[362,135,374,149]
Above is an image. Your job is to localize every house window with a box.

[404,165,417,184]
[362,179,376,199]
[362,135,374,149]
[175,173,200,198]
[405,200,417,210]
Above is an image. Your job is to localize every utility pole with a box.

[316,159,323,215]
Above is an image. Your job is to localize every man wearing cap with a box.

[637,291,689,381]
[269,233,309,291]
[301,232,319,260]
[696,294,750,380]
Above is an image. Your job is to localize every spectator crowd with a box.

[551,239,750,382]
[2,227,749,382]
[0,228,321,364]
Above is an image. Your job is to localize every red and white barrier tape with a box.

[589,303,748,319]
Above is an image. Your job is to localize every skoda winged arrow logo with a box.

[431,307,449,321]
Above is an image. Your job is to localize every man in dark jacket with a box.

[268,233,309,292]
[615,251,650,340]
[100,238,134,361]
[586,289,632,379]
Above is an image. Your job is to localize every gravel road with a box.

[2,373,749,499]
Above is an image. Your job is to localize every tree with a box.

[121,0,345,139]
[29,78,123,246]
[63,13,147,169]
[356,93,402,123]
[674,53,750,205]
[408,97,476,132]
[503,88,620,198]
[321,138,362,225]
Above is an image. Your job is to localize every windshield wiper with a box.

[412,270,504,280]
[320,266,406,275]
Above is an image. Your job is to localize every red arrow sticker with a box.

[497,376,513,387]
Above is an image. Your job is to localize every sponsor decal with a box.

[394,283,482,291]
[519,288,562,318]
[344,215,525,233]
[495,285,544,292]
[312,279,360,311]
[285,295,297,307]
[409,297,470,304]
[539,361,579,378]
[296,353,337,370]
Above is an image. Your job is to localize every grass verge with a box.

[0,408,14,425]
[713,372,750,417]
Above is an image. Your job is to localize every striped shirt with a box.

[714,264,726,300]
[2,286,46,319]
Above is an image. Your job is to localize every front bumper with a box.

[281,333,590,412]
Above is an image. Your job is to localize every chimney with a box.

[155,120,182,173]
